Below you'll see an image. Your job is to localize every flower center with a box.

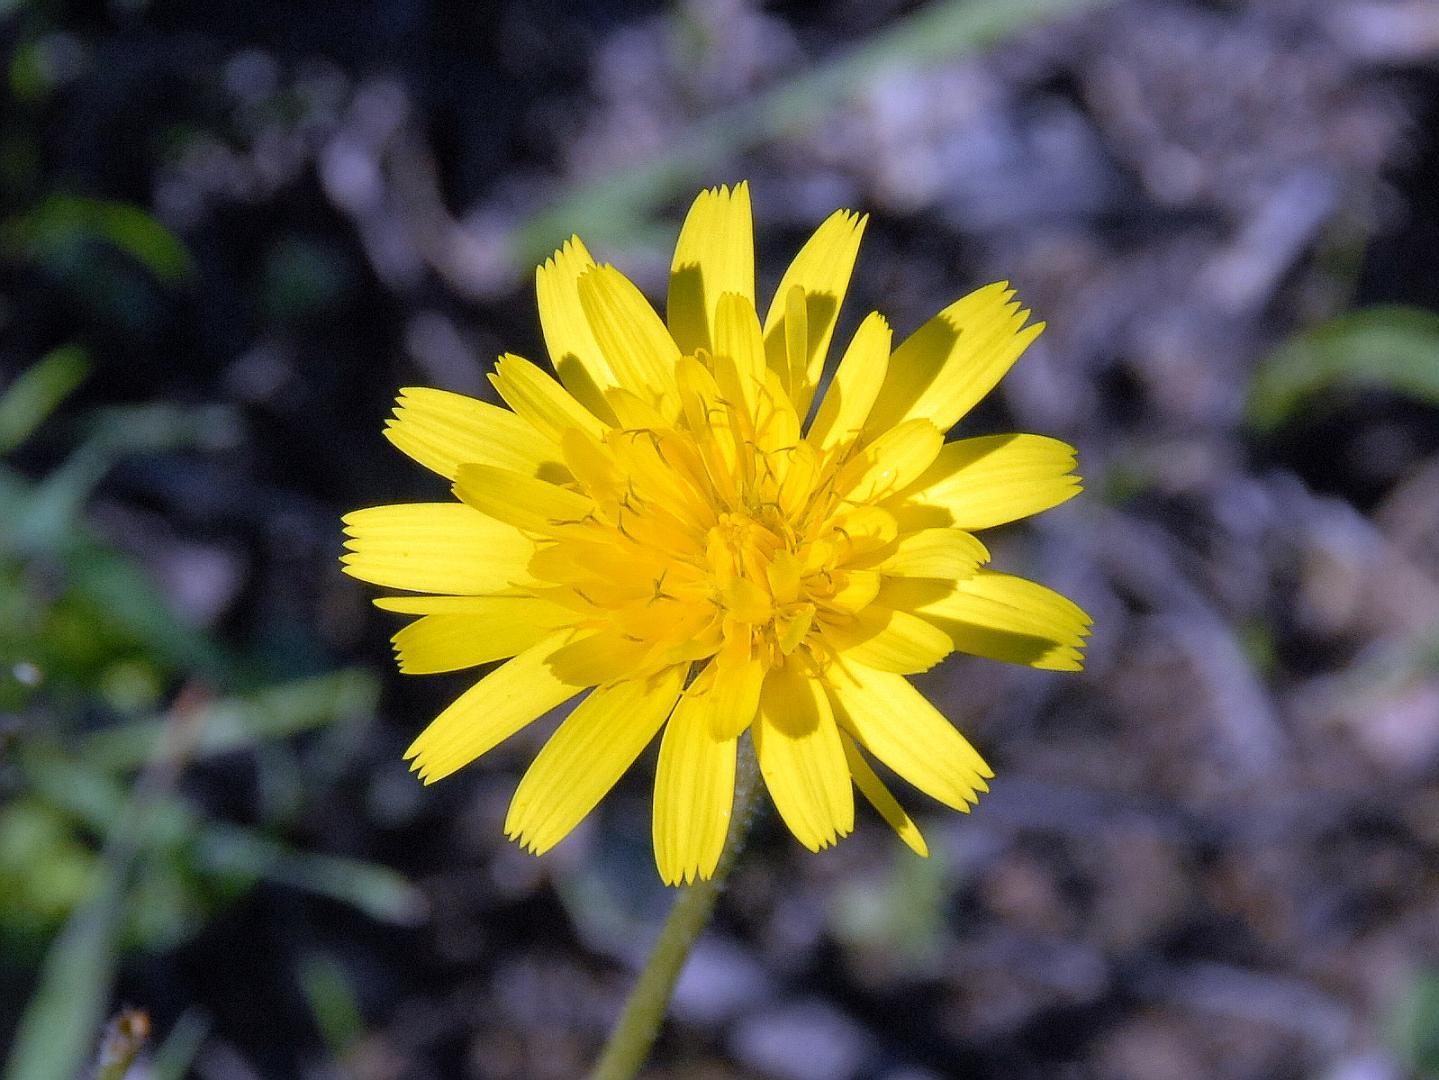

[522,350,892,680]
[706,509,815,654]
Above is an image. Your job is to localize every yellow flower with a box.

[342,183,1090,884]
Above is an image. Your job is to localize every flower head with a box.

[343,183,1090,884]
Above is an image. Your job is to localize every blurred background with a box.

[3,0,1439,1077]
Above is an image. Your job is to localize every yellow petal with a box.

[341,504,534,594]
[807,311,891,450]
[452,463,595,537]
[898,434,1080,531]
[653,685,738,885]
[870,528,989,580]
[536,236,617,423]
[709,651,765,739]
[558,426,625,504]
[490,353,608,444]
[505,664,687,855]
[823,603,954,674]
[828,506,899,556]
[778,284,808,404]
[775,603,815,655]
[839,732,927,857]
[545,629,654,687]
[390,597,574,673]
[902,570,1092,671]
[675,355,740,502]
[711,292,768,425]
[753,663,853,851]
[527,534,667,601]
[762,209,867,417]
[404,630,585,784]
[577,264,682,415]
[374,594,534,613]
[824,569,882,615]
[766,548,803,605]
[827,663,991,811]
[382,387,565,482]
[865,282,1044,436]
[836,418,944,503]
[668,182,755,356]
[755,367,803,466]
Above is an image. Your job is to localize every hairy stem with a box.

[589,736,763,1080]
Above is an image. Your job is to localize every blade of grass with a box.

[4,873,127,1080]
[193,825,428,925]
[4,710,203,1080]
[296,952,366,1060]
[0,346,89,454]
[81,670,379,772]
[8,403,239,555]
[510,0,1109,261]
[147,1010,210,1080]
[23,748,428,926]
[8,195,193,284]
[1248,305,1439,432]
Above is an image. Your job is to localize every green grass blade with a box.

[24,749,426,927]
[2,875,125,1080]
[296,952,366,1059]
[193,825,428,925]
[11,196,193,284]
[81,670,379,772]
[1248,305,1439,432]
[511,0,1109,262]
[146,1011,210,1080]
[0,346,90,455]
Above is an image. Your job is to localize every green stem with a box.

[589,736,763,1080]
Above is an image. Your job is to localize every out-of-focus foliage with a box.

[0,358,402,1080]
[1389,969,1439,1079]
[0,345,87,455]
[1249,306,1439,431]
[4,195,193,284]
[509,0,1109,262]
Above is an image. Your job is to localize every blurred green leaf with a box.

[194,826,427,925]
[0,544,216,703]
[4,444,112,553]
[25,739,426,930]
[64,547,224,677]
[512,0,1109,261]
[0,800,95,932]
[0,345,89,454]
[297,952,366,1058]
[82,669,379,771]
[8,41,49,103]
[148,1011,210,1080]
[2,738,179,1080]
[2,873,124,1080]
[5,195,192,283]
[4,403,239,555]
[830,843,949,970]
[1389,968,1439,1076]
[0,402,242,683]
[1248,305,1439,432]
[84,402,241,456]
